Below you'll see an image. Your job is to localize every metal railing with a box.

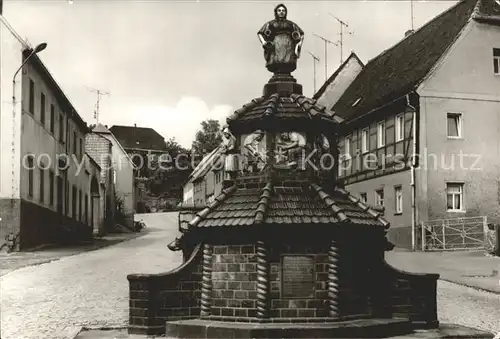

[420,216,488,251]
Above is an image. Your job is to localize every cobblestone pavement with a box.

[0,233,142,277]
[1,213,499,339]
[0,213,182,339]
[436,280,500,334]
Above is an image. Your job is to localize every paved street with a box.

[1,212,499,339]
[0,213,182,339]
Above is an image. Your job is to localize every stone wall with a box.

[382,262,439,328]
[128,244,203,335]
[0,199,21,252]
[268,242,331,320]
[20,199,92,249]
[208,241,371,322]
[211,244,257,319]
[1,198,92,251]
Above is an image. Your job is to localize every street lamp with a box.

[9,42,47,199]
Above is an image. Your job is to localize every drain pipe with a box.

[406,94,417,251]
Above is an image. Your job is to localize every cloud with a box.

[111,96,232,149]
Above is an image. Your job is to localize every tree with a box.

[146,137,192,198]
[191,119,222,156]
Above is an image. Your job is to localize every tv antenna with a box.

[313,33,338,81]
[87,87,109,124]
[328,13,354,64]
[411,0,415,30]
[307,51,320,94]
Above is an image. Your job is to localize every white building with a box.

[0,14,103,251]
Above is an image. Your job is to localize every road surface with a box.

[1,212,499,339]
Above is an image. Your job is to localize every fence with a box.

[420,216,488,251]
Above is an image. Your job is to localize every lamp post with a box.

[10,42,47,199]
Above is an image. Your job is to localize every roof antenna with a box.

[87,87,110,124]
[313,33,338,81]
[328,14,354,65]
[411,0,415,31]
[307,51,320,94]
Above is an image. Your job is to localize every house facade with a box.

[85,128,116,235]
[183,147,225,207]
[90,124,136,228]
[0,15,102,250]
[315,0,500,249]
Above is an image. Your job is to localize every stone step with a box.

[165,318,414,338]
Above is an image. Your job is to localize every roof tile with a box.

[332,0,478,120]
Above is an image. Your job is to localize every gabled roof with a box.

[333,0,486,120]
[91,124,136,168]
[187,146,224,184]
[313,52,364,100]
[109,125,167,151]
[91,123,111,134]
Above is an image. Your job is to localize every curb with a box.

[0,232,147,277]
[71,326,129,339]
[439,278,500,295]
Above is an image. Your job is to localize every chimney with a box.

[405,30,414,37]
[134,123,137,128]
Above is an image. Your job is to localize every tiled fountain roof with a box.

[187,182,389,229]
[226,93,344,124]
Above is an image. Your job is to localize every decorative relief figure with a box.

[242,130,267,173]
[313,134,335,171]
[221,126,238,178]
[257,3,305,74]
[275,131,306,169]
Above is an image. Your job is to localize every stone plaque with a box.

[281,255,315,298]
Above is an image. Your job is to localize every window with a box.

[72,185,77,219]
[84,194,89,224]
[447,113,462,138]
[27,156,34,197]
[79,189,82,222]
[446,183,464,211]
[215,171,222,184]
[50,104,55,133]
[29,79,35,114]
[360,193,367,203]
[361,128,369,153]
[494,48,500,75]
[79,138,83,160]
[49,171,54,206]
[73,131,77,156]
[59,114,64,141]
[345,135,352,159]
[377,121,385,148]
[394,186,403,214]
[375,189,384,206]
[39,168,45,203]
[40,93,46,125]
[395,114,404,142]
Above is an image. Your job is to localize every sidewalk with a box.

[385,249,500,293]
[0,232,144,277]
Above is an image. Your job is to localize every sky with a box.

[2,0,456,148]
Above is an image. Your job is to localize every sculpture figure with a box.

[275,131,306,169]
[243,130,266,173]
[257,4,305,73]
[221,126,238,178]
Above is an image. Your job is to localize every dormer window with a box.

[494,48,500,75]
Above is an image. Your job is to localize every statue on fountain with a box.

[258,3,304,74]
